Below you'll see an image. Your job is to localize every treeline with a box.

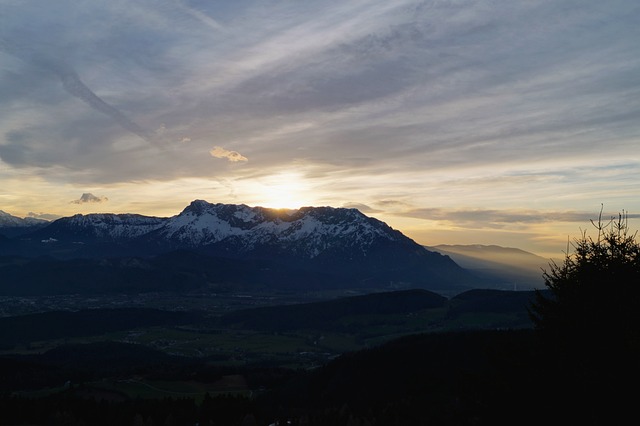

[1,327,634,425]
[1,341,293,394]
[1,330,540,425]
[0,393,254,426]
[0,330,634,426]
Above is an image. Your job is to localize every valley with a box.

[0,289,538,365]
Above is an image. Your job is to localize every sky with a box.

[1,0,639,258]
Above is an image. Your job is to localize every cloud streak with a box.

[0,37,154,146]
[57,68,154,143]
[398,208,640,228]
[28,212,61,221]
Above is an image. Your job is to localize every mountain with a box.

[147,202,473,291]
[20,212,168,257]
[28,200,412,251]
[0,210,49,237]
[1,201,481,294]
[428,244,550,290]
[37,213,166,242]
[153,201,401,251]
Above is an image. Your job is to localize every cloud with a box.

[2,0,638,183]
[342,202,380,213]
[27,212,61,221]
[57,67,154,143]
[377,199,411,208]
[0,39,154,145]
[210,146,248,162]
[70,193,109,204]
[0,142,29,166]
[173,0,227,33]
[397,208,640,229]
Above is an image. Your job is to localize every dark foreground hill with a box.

[216,288,541,334]
[260,328,632,425]
[2,328,627,426]
[262,330,543,424]
[2,285,628,425]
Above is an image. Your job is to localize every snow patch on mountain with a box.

[54,213,166,239]
[0,210,48,228]
[0,211,49,237]
[155,201,403,258]
[18,200,418,261]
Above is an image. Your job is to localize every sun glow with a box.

[250,172,313,209]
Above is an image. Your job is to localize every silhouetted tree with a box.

[530,210,640,421]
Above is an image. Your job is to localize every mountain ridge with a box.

[0,210,49,237]
[0,200,480,294]
[428,244,549,290]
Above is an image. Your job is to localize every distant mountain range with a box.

[0,210,48,237]
[0,201,481,295]
[428,244,550,289]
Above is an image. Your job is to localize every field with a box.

[0,289,536,372]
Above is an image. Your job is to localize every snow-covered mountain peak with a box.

[13,200,422,262]
[47,213,166,240]
[1,201,476,292]
[156,200,403,255]
[181,199,219,215]
[0,211,49,237]
[295,206,369,223]
[0,210,48,227]
[180,200,265,223]
[0,210,26,227]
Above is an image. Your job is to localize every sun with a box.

[252,172,313,209]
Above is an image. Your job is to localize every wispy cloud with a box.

[27,212,61,221]
[0,37,155,147]
[342,203,381,214]
[172,0,227,33]
[398,208,640,229]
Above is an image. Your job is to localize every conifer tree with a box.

[529,210,640,419]
[531,211,639,355]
